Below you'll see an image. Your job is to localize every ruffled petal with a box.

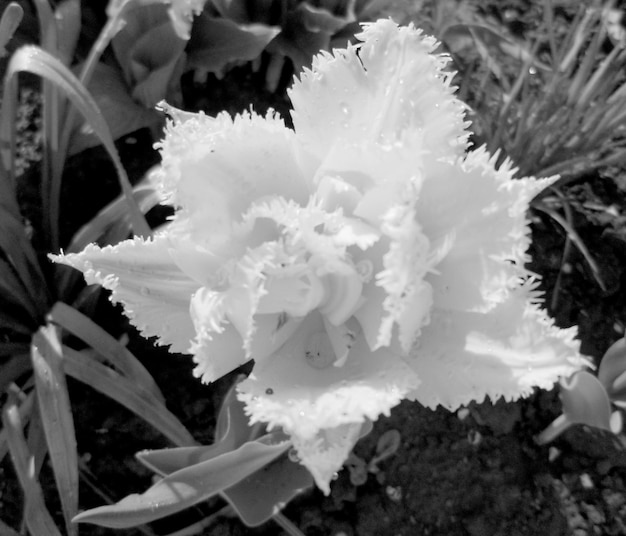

[406,283,587,410]
[289,19,469,166]
[420,147,556,312]
[154,106,310,240]
[50,234,198,353]
[237,312,420,493]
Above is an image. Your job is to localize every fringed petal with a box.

[420,147,556,312]
[289,19,469,165]
[154,106,310,233]
[237,313,420,493]
[50,234,197,353]
[406,283,588,410]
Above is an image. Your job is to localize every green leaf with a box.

[0,351,30,393]
[31,326,78,536]
[0,517,21,536]
[224,452,313,527]
[598,337,626,402]
[111,4,186,107]
[49,301,165,404]
[0,45,151,238]
[535,371,613,444]
[62,345,196,447]
[0,389,34,463]
[73,437,291,528]
[0,2,24,57]
[136,377,312,528]
[136,377,263,475]
[64,169,162,249]
[188,15,280,76]
[0,259,42,328]
[68,62,161,155]
[53,0,81,66]
[0,208,51,313]
[1,395,64,536]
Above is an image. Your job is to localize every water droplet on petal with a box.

[339,102,351,119]
[356,259,374,283]
[140,287,150,296]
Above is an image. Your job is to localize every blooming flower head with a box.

[53,19,586,494]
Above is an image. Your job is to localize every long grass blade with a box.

[0,388,33,463]
[2,394,64,536]
[66,170,162,254]
[1,45,151,242]
[0,518,21,536]
[0,3,24,57]
[62,345,196,447]
[54,0,81,67]
[0,208,51,309]
[31,325,78,536]
[49,301,165,403]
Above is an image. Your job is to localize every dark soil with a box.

[3,1,626,535]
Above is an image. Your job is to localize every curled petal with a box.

[406,284,587,410]
[50,235,197,353]
[290,19,469,165]
[237,313,420,493]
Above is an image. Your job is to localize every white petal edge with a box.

[50,234,198,353]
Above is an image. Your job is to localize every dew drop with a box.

[332,472,339,481]
[339,102,351,118]
[356,259,374,283]
[265,388,274,395]
[288,448,300,462]
[140,287,150,296]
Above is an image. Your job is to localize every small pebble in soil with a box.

[467,429,482,446]
[386,485,403,502]
[549,446,561,462]
[580,473,595,489]
[457,407,470,420]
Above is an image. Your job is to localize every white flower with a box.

[52,19,586,494]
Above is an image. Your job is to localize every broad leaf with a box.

[69,62,161,155]
[536,371,612,444]
[187,14,280,76]
[73,436,291,528]
[598,337,626,402]
[111,3,186,107]
[224,452,313,527]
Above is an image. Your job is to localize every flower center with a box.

[304,331,336,369]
